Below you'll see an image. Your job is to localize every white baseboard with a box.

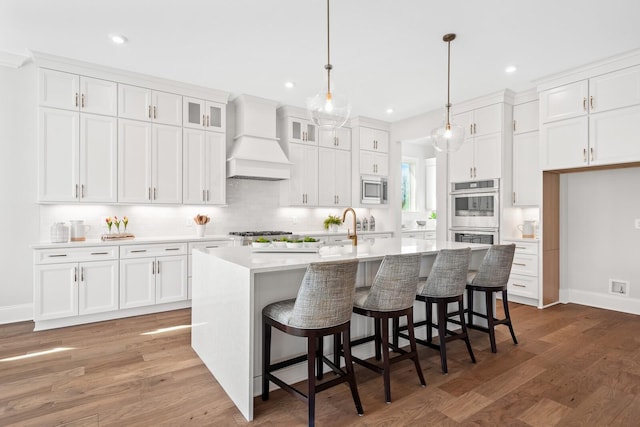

[0,303,33,325]
[567,289,640,315]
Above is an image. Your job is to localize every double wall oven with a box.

[449,179,500,244]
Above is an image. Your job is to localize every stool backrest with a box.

[471,244,516,287]
[290,259,359,329]
[420,248,471,297]
[361,253,421,311]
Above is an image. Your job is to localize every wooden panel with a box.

[543,248,560,305]
[542,172,560,251]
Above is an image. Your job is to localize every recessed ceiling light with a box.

[505,65,517,73]
[386,108,394,114]
[284,81,296,89]
[110,34,128,45]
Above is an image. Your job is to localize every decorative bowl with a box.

[272,241,287,248]
[286,242,303,249]
[252,241,271,248]
[416,220,427,227]
[303,241,322,248]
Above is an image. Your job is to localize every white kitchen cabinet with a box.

[359,126,389,152]
[187,239,236,299]
[512,97,540,206]
[183,97,226,133]
[450,103,503,181]
[285,143,318,206]
[118,84,182,126]
[34,247,119,321]
[359,150,388,177]
[319,127,351,150]
[503,239,539,303]
[120,243,188,309]
[318,147,351,206]
[284,116,318,145]
[38,108,117,203]
[39,68,117,115]
[118,119,182,204]
[182,128,226,205]
[540,65,640,170]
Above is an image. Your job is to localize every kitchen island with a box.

[191,238,490,421]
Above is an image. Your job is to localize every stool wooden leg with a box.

[392,317,399,348]
[467,288,475,327]
[406,311,426,387]
[459,299,476,363]
[262,320,271,400]
[307,335,317,427]
[380,315,392,403]
[333,333,341,368]
[342,327,364,415]
[502,289,518,345]
[426,300,433,343]
[317,336,323,380]
[437,301,449,374]
[485,290,497,353]
[374,318,382,361]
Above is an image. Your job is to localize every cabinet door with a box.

[79,114,117,202]
[319,127,351,150]
[183,97,205,129]
[288,144,318,205]
[473,103,503,137]
[513,101,539,134]
[156,256,188,304]
[152,124,182,204]
[118,84,152,121]
[359,151,388,177]
[78,261,119,315]
[34,263,78,321]
[452,110,473,136]
[360,127,388,152]
[334,149,351,206]
[205,101,226,132]
[119,258,156,309]
[318,148,337,206]
[540,80,588,123]
[79,76,117,116]
[38,108,79,202]
[118,119,152,203]
[153,91,182,126]
[182,128,207,204]
[473,133,502,180]
[513,132,540,206]
[448,139,474,182]
[288,118,316,144]
[589,65,640,113]
[540,116,588,170]
[590,104,640,166]
[205,132,226,204]
[38,68,79,111]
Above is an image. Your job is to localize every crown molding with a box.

[0,51,30,68]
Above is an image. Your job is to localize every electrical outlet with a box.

[635,218,640,229]
[292,216,298,225]
[609,279,629,296]
[186,217,193,227]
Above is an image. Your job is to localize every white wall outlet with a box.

[635,218,640,229]
[186,217,193,227]
[609,279,629,296]
[292,216,298,225]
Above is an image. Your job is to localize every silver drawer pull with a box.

[48,254,68,258]
[131,249,147,253]
[515,246,528,249]
[90,252,109,255]
[205,245,219,249]
[513,262,527,266]
[165,248,180,251]
[513,283,526,288]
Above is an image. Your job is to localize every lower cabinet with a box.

[34,247,119,321]
[503,239,539,304]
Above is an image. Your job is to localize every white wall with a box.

[562,167,640,314]
[0,62,38,323]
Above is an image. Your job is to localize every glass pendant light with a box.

[431,33,465,152]
[307,0,351,130]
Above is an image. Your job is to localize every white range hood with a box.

[227,94,291,180]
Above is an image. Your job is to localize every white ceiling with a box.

[2,0,640,122]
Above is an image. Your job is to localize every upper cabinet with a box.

[39,69,117,115]
[183,97,226,133]
[359,126,389,152]
[512,93,540,206]
[319,127,351,150]
[540,64,640,170]
[183,129,225,205]
[283,116,318,145]
[118,84,182,126]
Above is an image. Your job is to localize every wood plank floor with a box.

[1,302,639,426]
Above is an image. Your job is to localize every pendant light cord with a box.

[325,0,332,96]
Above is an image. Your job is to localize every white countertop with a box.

[200,238,489,274]
[31,234,237,249]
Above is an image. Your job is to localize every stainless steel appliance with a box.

[361,175,388,205]
[229,231,293,246]
[450,229,499,245]
[449,179,500,229]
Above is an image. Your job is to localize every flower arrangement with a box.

[105,216,129,234]
[113,216,121,232]
[323,214,342,230]
[123,216,129,232]
[105,217,113,233]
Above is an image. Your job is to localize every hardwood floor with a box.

[1,302,639,426]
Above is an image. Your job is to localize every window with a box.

[401,159,416,211]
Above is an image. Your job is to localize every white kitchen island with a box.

[191,238,489,421]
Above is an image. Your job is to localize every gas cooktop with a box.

[229,231,293,237]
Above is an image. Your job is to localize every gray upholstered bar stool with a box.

[466,243,518,353]
[262,259,363,427]
[399,247,474,374]
[349,253,426,404]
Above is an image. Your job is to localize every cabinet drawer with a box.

[510,241,538,255]
[507,274,538,299]
[36,246,118,264]
[120,243,187,258]
[189,239,234,254]
[511,253,538,276]
[402,232,425,239]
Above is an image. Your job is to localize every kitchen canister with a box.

[70,220,91,242]
[50,222,70,243]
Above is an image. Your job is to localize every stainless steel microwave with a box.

[361,176,388,205]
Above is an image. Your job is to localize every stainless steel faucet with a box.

[342,207,358,246]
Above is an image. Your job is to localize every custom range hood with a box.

[227,94,291,180]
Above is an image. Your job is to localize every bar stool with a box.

[349,253,426,404]
[262,259,362,427]
[399,247,474,374]
[466,243,518,353]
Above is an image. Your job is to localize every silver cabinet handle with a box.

[590,147,594,161]
[470,124,473,134]
[202,190,206,202]
[470,167,473,178]
[81,184,85,198]
[156,260,160,274]
[48,254,68,258]
[473,123,476,134]
[80,267,84,282]
[75,92,79,107]
[153,106,157,119]
[90,252,109,255]
[474,167,476,178]
[74,266,78,283]
[513,120,516,132]
[583,97,587,111]
[590,96,594,110]
[81,93,85,108]
[148,105,152,118]
[513,262,527,266]
[151,261,155,275]
[153,187,157,200]
[131,249,147,253]
[513,283,526,288]
[148,187,152,201]
[202,114,206,127]
[206,115,210,127]
[165,248,180,251]
[206,190,210,201]
[513,192,516,204]
[583,148,587,162]
[75,184,79,199]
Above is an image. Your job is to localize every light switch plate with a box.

[635,218,640,229]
